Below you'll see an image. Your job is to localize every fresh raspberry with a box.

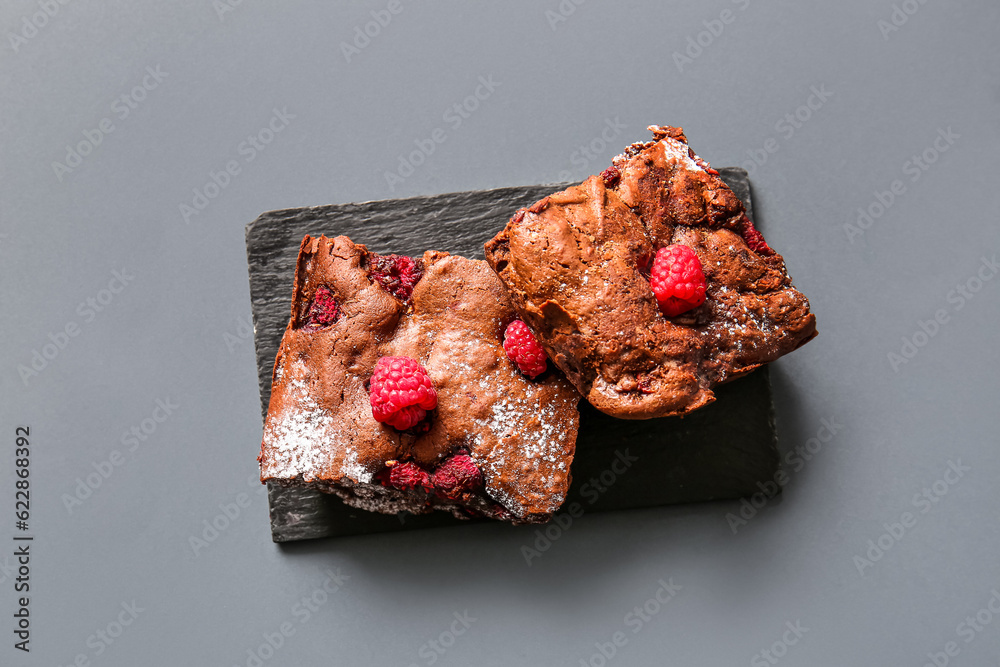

[600,165,621,187]
[503,320,547,379]
[431,453,482,498]
[369,356,438,430]
[649,244,707,317]
[739,215,775,256]
[304,286,339,330]
[369,254,424,304]
[386,461,432,492]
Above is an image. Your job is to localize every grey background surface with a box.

[1,1,998,665]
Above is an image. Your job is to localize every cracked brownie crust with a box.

[258,235,580,523]
[484,125,816,419]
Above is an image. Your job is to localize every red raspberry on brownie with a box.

[649,244,707,317]
[303,285,340,330]
[739,214,775,256]
[369,253,424,304]
[600,165,621,187]
[369,355,438,430]
[387,461,433,492]
[503,320,547,378]
[431,453,483,498]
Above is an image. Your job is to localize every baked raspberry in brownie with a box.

[484,125,817,419]
[258,235,580,524]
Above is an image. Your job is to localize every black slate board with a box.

[246,169,780,542]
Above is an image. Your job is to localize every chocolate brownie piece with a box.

[484,125,816,419]
[258,235,580,524]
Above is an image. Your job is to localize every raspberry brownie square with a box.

[484,125,816,420]
[258,235,580,524]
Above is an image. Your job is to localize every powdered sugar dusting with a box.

[262,379,338,482]
[659,135,706,172]
[339,446,373,483]
[474,387,577,515]
[482,395,568,464]
[709,286,778,338]
[699,283,789,384]
[611,131,706,175]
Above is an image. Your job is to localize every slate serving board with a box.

[246,169,780,542]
